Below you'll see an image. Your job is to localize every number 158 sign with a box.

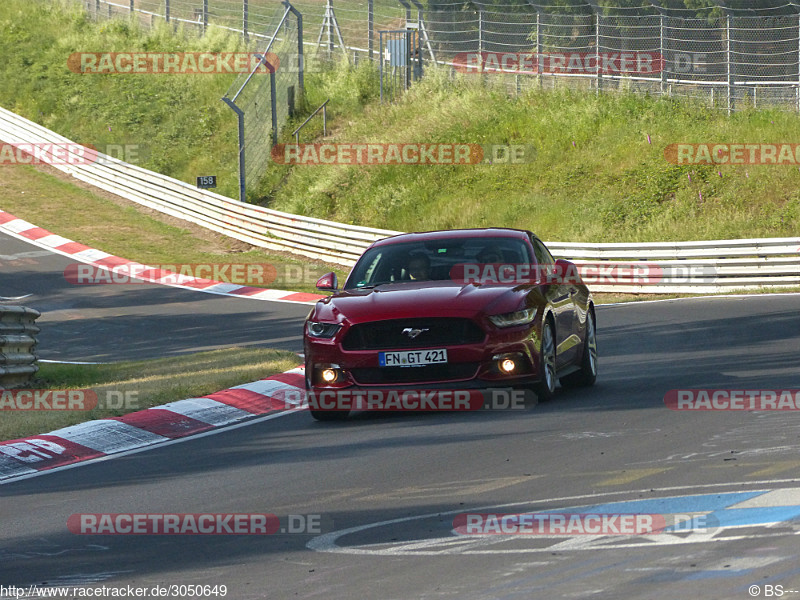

[196,175,217,189]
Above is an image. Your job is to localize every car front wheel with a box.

[560,308,597,388]
[306,372,351,421]
[309,408,350,421]
[534,319,557,401]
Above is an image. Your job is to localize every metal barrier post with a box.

[0,306,41,389]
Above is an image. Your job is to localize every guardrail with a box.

[0,306,41,388]
[0,106,399,266]
[547,240,800,294]
[0,106,798,294]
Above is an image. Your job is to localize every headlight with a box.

[306,321,342,338]
[488,307,537,328]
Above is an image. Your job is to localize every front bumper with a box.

[304,325,545,392]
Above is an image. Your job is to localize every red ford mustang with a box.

[303,228,597,420]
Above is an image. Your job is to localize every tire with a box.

[533,319,557,402]
[560,307,597,388]
[306,373,350,421]
[309,408,350,421]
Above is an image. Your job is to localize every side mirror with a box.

[316,272,338,291]
[554,258,571,271]
[553,259,579,286]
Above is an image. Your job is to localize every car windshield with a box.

[344,236,533,289]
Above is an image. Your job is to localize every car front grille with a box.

[342,318,485,351]
[350,363,479,385]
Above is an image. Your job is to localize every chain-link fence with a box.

[75,0,800,114]
[222,2,303,201]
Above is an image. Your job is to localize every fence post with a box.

[479,7,484,55]
[130,0,134,13]
[596,12,601,94]
[222,98,246,203]
[243,0,249,42]
[165,0,170,23]
[328,0,334,57]
[368,0,374,60]
[536,11,542,87]
[285,1,304,105]
[660,13,666,96]
[298,11,304,102]
[203,0,209,35]
[726,13,733,115]
[270,70,279,147]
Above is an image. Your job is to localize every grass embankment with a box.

[271,72,800,241]
[0,164,350,292]
[0,0,361,288]
[3,0,797,245]
[0,0,241,196]
[0,0,376,202]
[2,348,301,441]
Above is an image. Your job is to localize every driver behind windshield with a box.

[407,253,431,281]
[476,246,504,264]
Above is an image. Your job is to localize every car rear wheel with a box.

[560,308,597,388]
[534,319,557,401]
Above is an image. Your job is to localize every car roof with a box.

[370,228,533,248]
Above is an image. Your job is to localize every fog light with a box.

[321,368,338,383]
[499,358,516,374]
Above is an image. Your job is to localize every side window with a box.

[530,236,554,265]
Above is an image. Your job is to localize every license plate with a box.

[379,349,448,367]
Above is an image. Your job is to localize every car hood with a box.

[312,281,539,324]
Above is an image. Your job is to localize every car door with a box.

[530,235,578,367]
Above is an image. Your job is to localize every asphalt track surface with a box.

[3,229,800,599]
[0,230,311,360]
